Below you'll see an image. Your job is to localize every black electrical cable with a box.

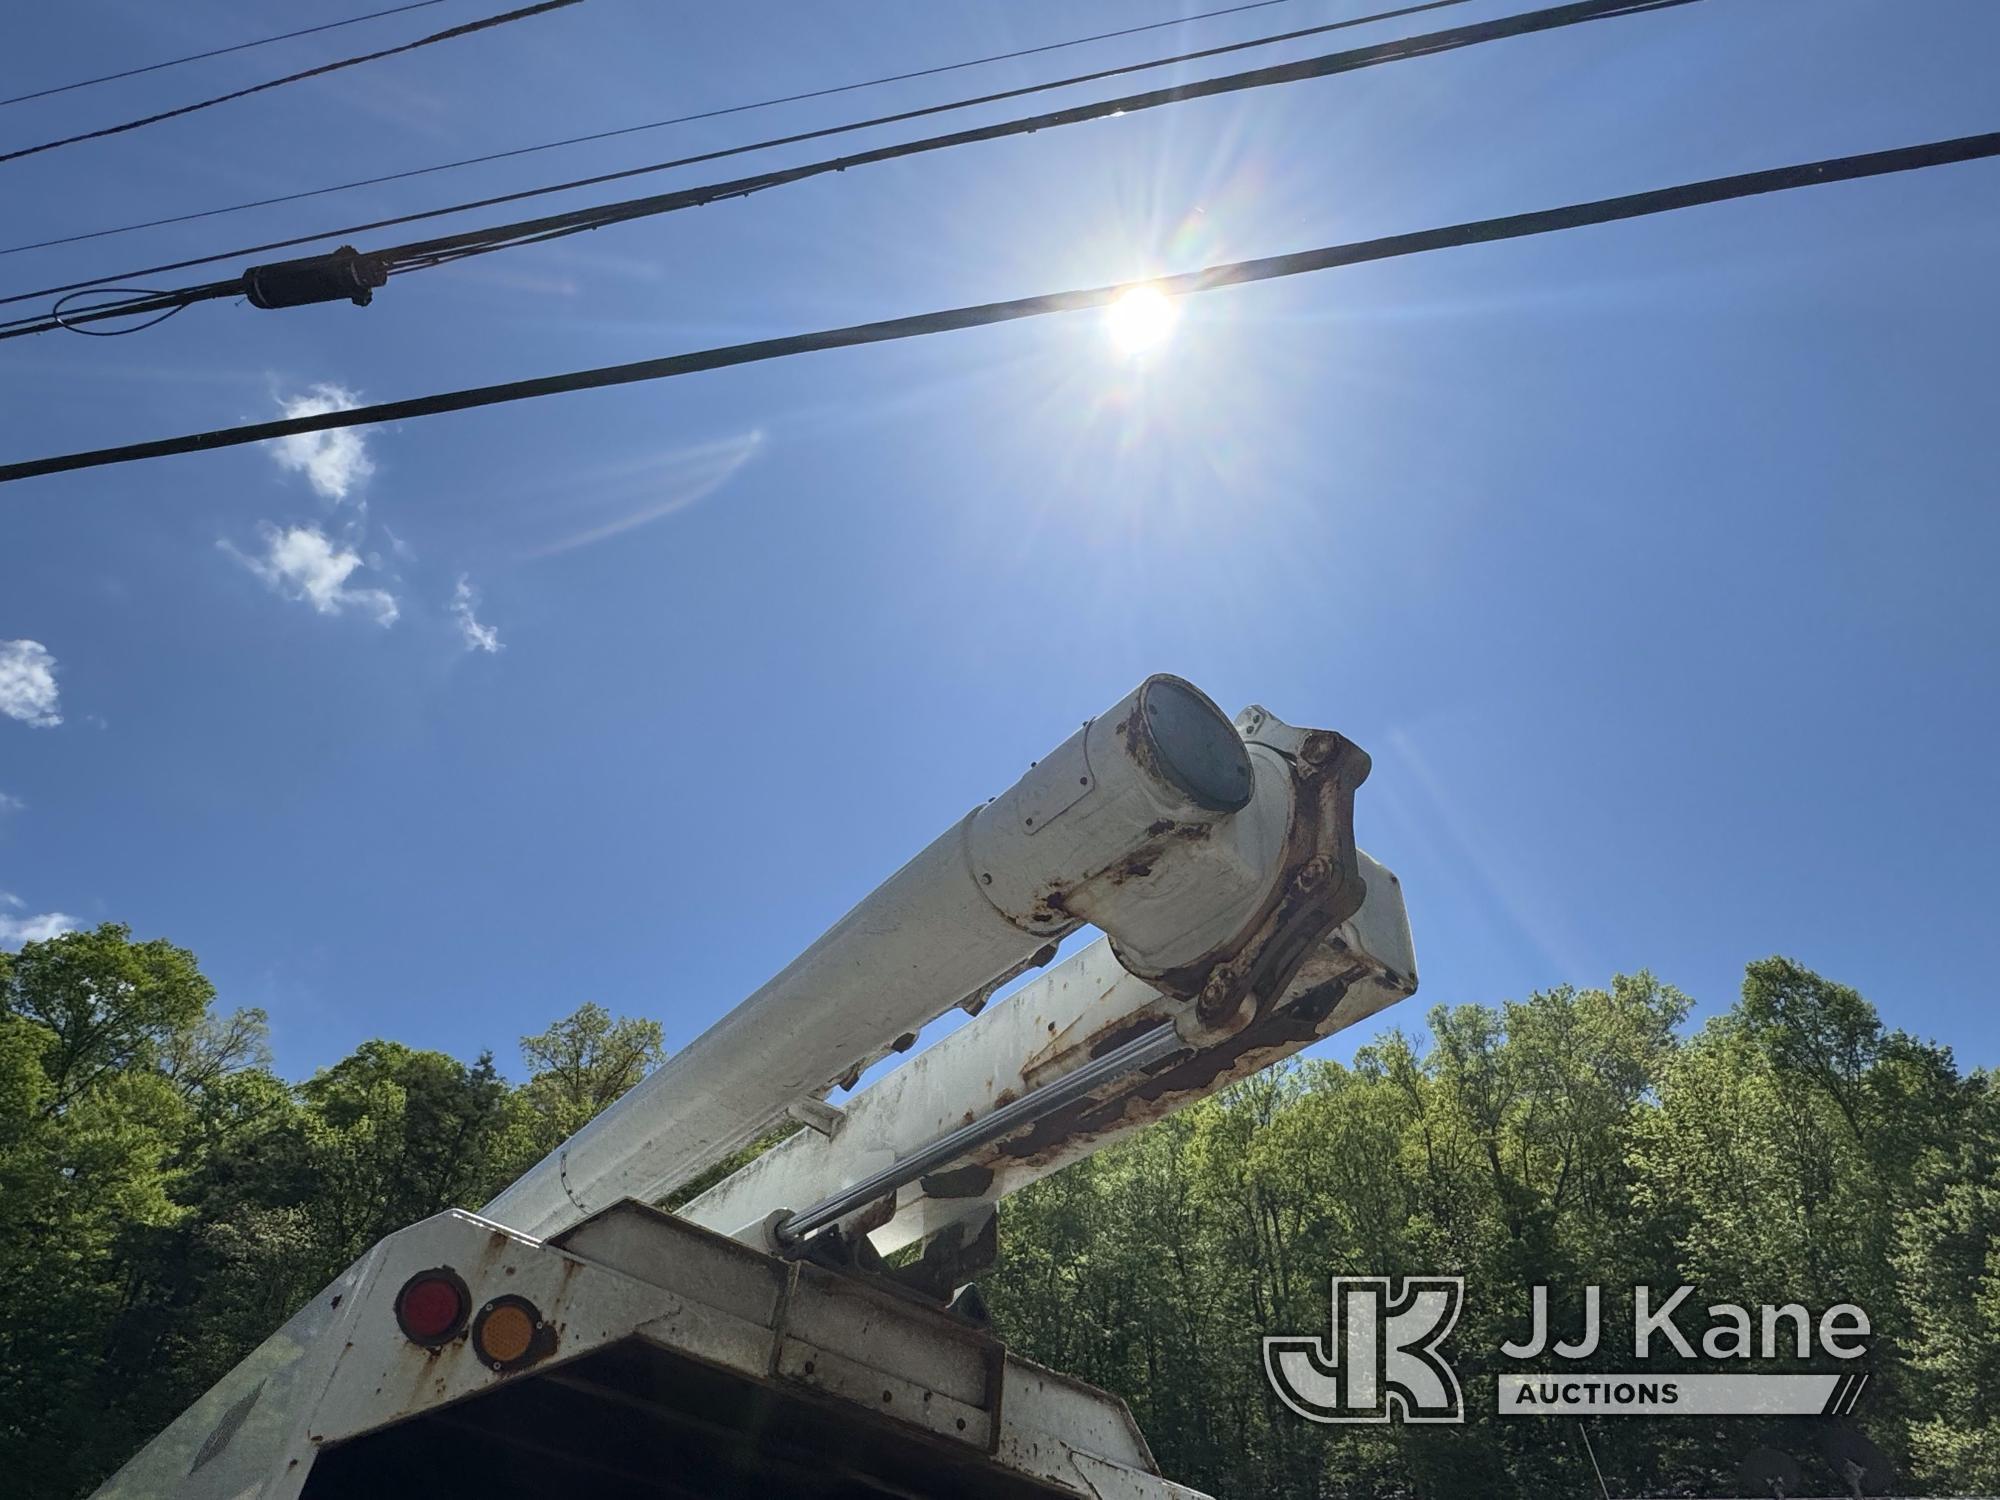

[0,279,240,339]
[4,129,1992,487]
[0,0,1485,306]
[0,0,583,166]
[0,0,1665,335]
[0,0,1688,339]
[1,0,1308,258]
[0,1,450,110]
[48,287,192,337]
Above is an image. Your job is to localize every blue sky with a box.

[1,0,1995,1084]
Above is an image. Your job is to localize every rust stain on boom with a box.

[997,974,1360,1174]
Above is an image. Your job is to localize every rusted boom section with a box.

[1146,709,1371,1042]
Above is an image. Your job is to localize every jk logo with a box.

[1264,1276,1465,1424]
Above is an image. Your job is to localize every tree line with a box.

[988,965,2000,1496]
[2,924,1996,1496]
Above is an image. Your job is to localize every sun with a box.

[1104,284,1178,356]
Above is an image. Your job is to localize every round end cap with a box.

[1138,676,1254,813]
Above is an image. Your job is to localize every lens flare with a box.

[1104,284,1177,356]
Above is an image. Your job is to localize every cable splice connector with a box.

[242,245,388,309]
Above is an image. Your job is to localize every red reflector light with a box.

[395,1269,469,1345]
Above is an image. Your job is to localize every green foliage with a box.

[290,1038,534,1264]
[1,923,215,1113]
[0,938,662,1499]
[2,926,1994,1499]
[988,967,1991,1498]
[518,1001,664,1149]
[658,1117,802,1211]
[1895,1077,2000,1489]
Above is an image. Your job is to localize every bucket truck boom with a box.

[92,677,1415,1500]
[483,675,1373,1241]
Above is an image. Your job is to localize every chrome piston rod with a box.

[773,1021,1182,1246]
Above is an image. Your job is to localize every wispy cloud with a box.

[449,575,502,653]
[0,893,74,948]
[221,524,399,625]
[0,639,61,728]
[530,432,764,555]
[0,791,22,814]
[266,383,374,503]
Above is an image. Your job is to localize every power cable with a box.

[50,287,192,337]
[1,0,1305,257]
[0,0,1485,305]
[1,1,450,112]
[0,0,583,167]
[3,128,1991,486]
[0,1,450,109]
[0,0,1691,339]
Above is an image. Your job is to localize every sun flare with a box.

[1104,284,1178,356]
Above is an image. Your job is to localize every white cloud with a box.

[533,432,763,556]
[0,900,76,948]
[0,640,61,728]
[265,383,374,503]
[0,791,22,813]
[222,524,399,625]
[449,575,502,653]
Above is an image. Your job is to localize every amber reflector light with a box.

[473,1297,540,1368]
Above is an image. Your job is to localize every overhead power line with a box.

[4,129,1991,488]
[0,0,1689,340]
[2,0,1478,300]
[0,0,583,167]
[0,1,450,109]
[1,0,1312,257]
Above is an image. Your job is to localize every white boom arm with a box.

[681,843,1415,1257]
[485,675,1373,1241]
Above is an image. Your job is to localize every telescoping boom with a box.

[483,674,1377,1241]
[95,675,1415,1500]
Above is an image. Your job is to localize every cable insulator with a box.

[242,246,389,310]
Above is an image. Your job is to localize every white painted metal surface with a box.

[93,1203,1208,1500]
[964,679,1289,974]
[485,674,1318,1242]
[682,848,1416,1256]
